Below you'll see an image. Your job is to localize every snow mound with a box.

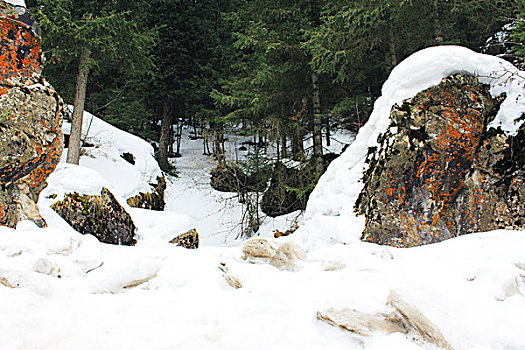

[38,110,192,247]
[63,110,162,199]
[297,46,525,248]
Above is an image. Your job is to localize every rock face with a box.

[356,74,525,247]
[52,188,137,246]
[126,176,166,211]
[0,1,65,227]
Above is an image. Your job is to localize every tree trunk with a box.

[175,117,184,157]
[66,47,91,165]
[281,123,287,159]
[325,115,331,147]
[212,122,226,166]
[292,126,304,161]
[292,98,306,161]
[388,22,398,70]
[159,98,172,169]
[432,0,444,44]
[311,72,323,174]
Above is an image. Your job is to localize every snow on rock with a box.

[298,45,525,248]
[0,46,524,350]
[40,111,193,248]
[3,0,25,7]
[62,110,162,199]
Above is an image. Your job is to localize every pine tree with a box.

[29,0,154,164]
[149,0,237,170]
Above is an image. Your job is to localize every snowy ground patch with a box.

[1,46,524,349]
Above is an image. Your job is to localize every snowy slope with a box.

[0,46,524,350]
[62,111,163,199]
[297,45,525,248]
[39,111,193,246]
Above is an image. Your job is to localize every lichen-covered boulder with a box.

[356,73,525,247]
[0,1,64,228]
[169,228,199,249]
[0,2,42,93]
[52,188,137,246]
[127,176,166,211]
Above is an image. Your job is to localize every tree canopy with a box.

[29,0,523,162]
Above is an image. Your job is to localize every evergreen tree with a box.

[213,0,329,163]
[28,0,155,164]
[511,6,525,64]
[304,0,520,129]
[149,0,237,170]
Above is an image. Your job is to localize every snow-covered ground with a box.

[1,46,524,349]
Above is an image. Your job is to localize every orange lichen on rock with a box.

[356,74,525,247]
[0,3,64,228]
[0,16,42,96]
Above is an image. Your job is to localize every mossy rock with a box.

[52,188,137,246]
[169,228,199,249]
[127,176,166,211]
[210,165,269,193]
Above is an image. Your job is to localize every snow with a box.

[298,45,525,248]
[1,46,524,349]
[62,110,163,199]
[4,0,25,7]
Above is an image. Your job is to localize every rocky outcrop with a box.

[126,176,166,211]
[356,74,525,247]
[51,188,137,246]
[0,1,64,227]
[169,228,199,249]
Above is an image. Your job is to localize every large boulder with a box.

[52,188,137,246]
[0,1,64,227]
[356,73,525,247]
